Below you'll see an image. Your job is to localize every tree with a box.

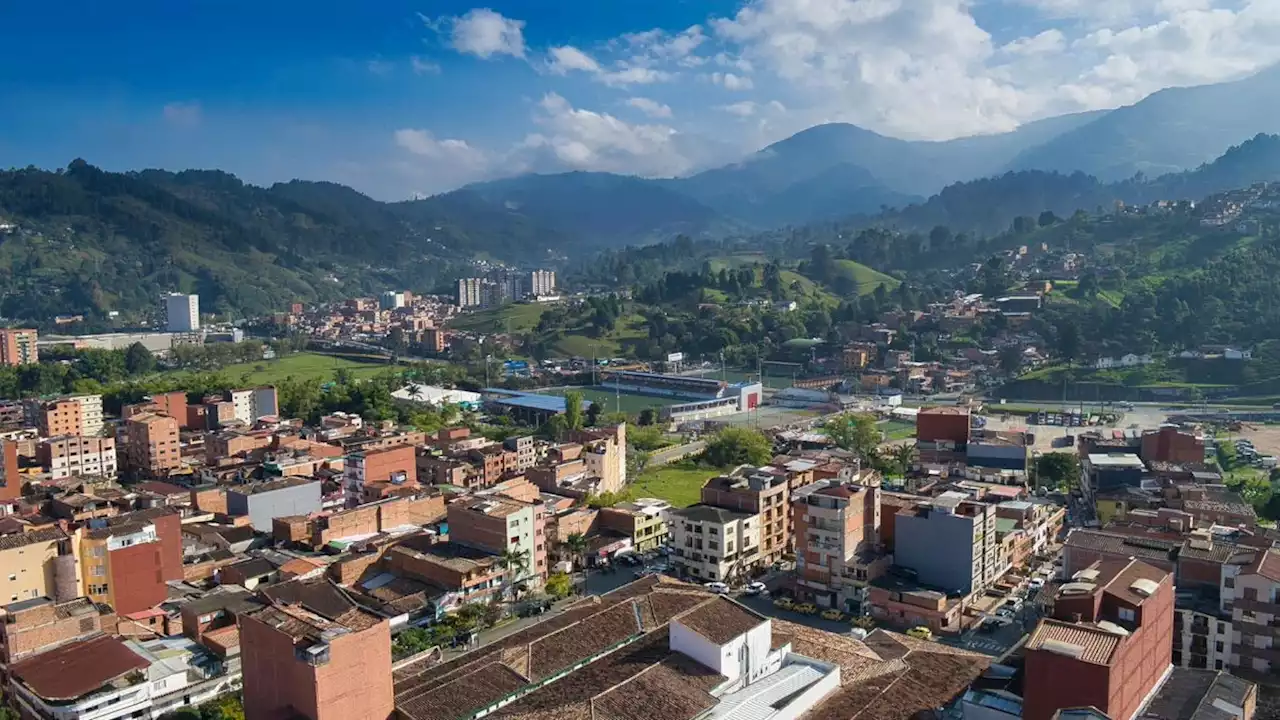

[638,408,656,426]
[1056,320,1081,361]
[1038,210,1058,227]
[122,340,154,376]
[1036,452,1081,491]
[500,548,531,596]
[585,400,602,427]
[887,443,916,476]
[545,571,573,599]
[703,427,772,467]
[998,345,1023,375]
[563,532,588,568]
[563,390,584,431]
[821,413,881,458]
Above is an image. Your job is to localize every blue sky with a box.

[2,0,1277,199]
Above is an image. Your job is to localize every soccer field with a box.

[538,386,683,415]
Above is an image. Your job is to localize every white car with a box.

[744,581,768,596]
[705,582,730,594]
[1029,578,1046,590]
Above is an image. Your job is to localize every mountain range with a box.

[4,67,1280,322]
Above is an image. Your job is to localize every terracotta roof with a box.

[1065,529,1177,565]
[1026,620,1122,665]
[134,481,188,496]
[1247,549,1280,583]
[673,596,766,645]
[0,526,66,551]
[590,654,721,720]
[10,634,149,701]
[1102,559,1169,606]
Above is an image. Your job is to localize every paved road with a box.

[650,441,706,467]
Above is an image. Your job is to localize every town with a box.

[0,275,1269,720]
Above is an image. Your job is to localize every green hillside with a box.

[832,259,900,295]
[448,303,549,334]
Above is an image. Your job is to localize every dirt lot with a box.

[1235,424,1280,458]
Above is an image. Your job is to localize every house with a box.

[1094,354,1154,370]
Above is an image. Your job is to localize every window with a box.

[1118,607,1136,622]
[709,527,719,536]
[708,541,719,551]
[1225,577,1235,588]
[1216,641,1224,652]
[1216,660,1224,670]
[1219,622,1227,633]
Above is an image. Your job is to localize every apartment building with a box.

[0,528,73,606]
[77,509,183,615]
[344,443,417,506]
[0,440,21,502]
[240,585,393,720]
[39,435,117,479]
[700,465,791,566]
[66,393,104,436]
[792,479,886,612]
[0,328,38,366]
[227,386,279,424]
[456,277,490,308]
[895,494,1001,594]
[1023,558,1174,720]
[448,495,548,584]
[1225,547,1280,676]
[227,477,323,532]
[124,412,181,477]
[669,504,760,583]
[503,434,537,471]
[383,537,507,609]
[1141,425,1206,465]
[529,269,556,296]
[33,398,83,437]
[165,292,200,332]
[567,424,627,494]
[598,502,668,553]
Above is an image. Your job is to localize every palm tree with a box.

[564,533,588,570]
[889,443,917,477]
[407,384,424,403]
[500,548,531,599]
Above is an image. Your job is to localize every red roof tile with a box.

[10,635,149,701]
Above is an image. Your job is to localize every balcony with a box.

[1236,644,1280,664]
[1236,619,1280,639]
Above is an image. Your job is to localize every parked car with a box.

[773,597,794,609]
[794,603,819,615]
[906,626,933,641]
[1028,578,1046,590]
[705,581,730,594]
[821,609,845,621]
[744,581,768,596]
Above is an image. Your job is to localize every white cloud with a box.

[1000,29,1067,56]
[162,102,202,128]
[547,45,602,74]
[520,92,692,176]
[430,8,526,59]
[599,66,673,86]
[410,56,441,75]
[710,72,754,90]
[625,97,674,118]
[719,101,757,117]
[366,59,394,76]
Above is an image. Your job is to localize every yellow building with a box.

[1094,496,1128,527]
[0,527,74,605]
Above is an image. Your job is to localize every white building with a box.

[66,394,103,437]
[227,386,278,425]
[456,278,489,308]
[165,293,200,332]
[380,291,406,310]
[669,504,761,583]
[530,269,556,296]
[390,383,482,408]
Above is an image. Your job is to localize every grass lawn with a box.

[549,314,648,358]
[211,352,393,385]
[539,386,682,416]
[832,259,900,295]
[879,420,916,441]
[449,303,548,334]
[625,463,722,507]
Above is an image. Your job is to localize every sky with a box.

[2,0,1279,200]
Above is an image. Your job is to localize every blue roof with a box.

[483,389,594,413]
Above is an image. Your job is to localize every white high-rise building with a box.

[165,294,200,332]
[530,269,556,296]
[66,394,104,437]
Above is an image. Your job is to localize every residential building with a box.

[0,328,38,365]
[1022,558,1174,720]
[422,327,447,353]
[598,502,669,553]
[380,290,406,309]
[1141,425,1206,465]
[529,268,556,296]
[239,584,394,720]
[33,398,84,438]
[226,386,279,425]
[382,537,507,609]
[124,412,181,477]
[503,434,537,471]
[165,292,200,332]
[456,277,489,308]
[226,477,323,532]
[448,494,547,584]
[1084,452,1147,492]
[792,479,885,613]
[0,528,72,606]
[866,575,966,635]
[77,509,183,615]
[916,405,971,445]
[669,504,760,583]
[344,443,416,506]
[568,424,627,493]
[894,495,1001,594]
[66,393,104,437]
[0,439,21,502]
[700,465,791,566]
[1225,547,1280,676]
[0,596,104,665]
[39,435,117,479]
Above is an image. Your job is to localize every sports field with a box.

[538,386,683,415]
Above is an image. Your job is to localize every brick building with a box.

[448,494,547,584]
[38,435,117,479]
[700,466,791,566]
[1023,558,1174,720]
[77,508,183,615]
[792,479,886,612]
[33,398,83,438]
[916,406,971,445]
[0,328,38,366]
[0,596,103,664]
[240,584,394,720]
[124,412,181,477]
[344,443,416,506]
[1141,425,1206,465]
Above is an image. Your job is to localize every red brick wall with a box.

[154,513,183,582]
[1108,581,1174,720]
[1140,427,1203,465]
[916,409,970,445]
[242,613,321,720]
[108,542,167,615]
[360,444,417,484]
[312,622,394,720]
[1023,646,1113,720]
